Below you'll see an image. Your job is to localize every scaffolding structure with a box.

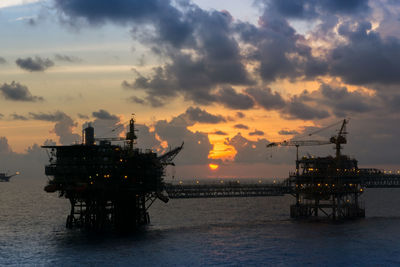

[289,155,365,220]
[43,118,182,230]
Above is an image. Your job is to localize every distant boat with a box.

[0,172,19,182]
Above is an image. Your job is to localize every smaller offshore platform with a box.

[268,119,365,220]
[43,117,183,230]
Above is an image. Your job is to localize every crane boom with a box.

[267,140,331,148]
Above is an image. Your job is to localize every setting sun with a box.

[208,164,219,171]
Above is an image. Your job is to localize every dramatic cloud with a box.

[154,115,212,165]
[245,87,285,110]
[184,107,226,124]
[225,133,269,163]
[264,0,370,19]
[54,54,82,62]
[29,111,80,144]
[214,86,254,110]
[16,56,54,72]
[283,97,330,120]
[92,109,119,120]
[0,81,44,102]
[0,57,7,64]
[234,124,249,130]
[330,21,400,85]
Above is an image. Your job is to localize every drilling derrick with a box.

[43,116,183,230]
[268,119,365,220]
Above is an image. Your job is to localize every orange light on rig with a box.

[209,163,219,170]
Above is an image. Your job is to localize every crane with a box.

[266,119,349,161]
[267,140,331,161]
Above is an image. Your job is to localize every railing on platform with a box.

[164,183,292,198]
[362,174,400,188]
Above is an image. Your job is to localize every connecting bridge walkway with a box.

[165,173,400,199]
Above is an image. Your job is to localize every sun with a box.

[209,163,219,171]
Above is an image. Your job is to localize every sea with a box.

[1,177,400,266]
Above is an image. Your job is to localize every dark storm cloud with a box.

[245,87,285,110]
[235,10,329,83]
[214,87,254,110]
[15,56,54,72]
[54,0,192,47]
[184,107,226,124]
[264,0,370,19]
[234,124,249,130]
[279,129,299,135]
[0,81,44,102]
[120,7,252,107]
[330,21,400,85]
[284,97,330,120]
[249,130,264,136]
[0,57,7,64]
[10,113,28,120]
[318,83,375,117]
[92,109,119,120]
[54,54,82,63]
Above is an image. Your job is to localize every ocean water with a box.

[1,177,400,266]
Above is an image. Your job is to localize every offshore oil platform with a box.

[268,119,365,220]
[43,117,400,229]
[166,119,400,221]
[43,117,183,230]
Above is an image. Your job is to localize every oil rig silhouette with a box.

[43,117,183,230]
[166,119,400,221]
[268,119,364,219]
[43,117,400,229]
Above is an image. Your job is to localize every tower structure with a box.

[43,116,183,230]
[268,119,365,220]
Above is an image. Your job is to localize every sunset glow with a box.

[0,0,399,180]
[209,164,219,171]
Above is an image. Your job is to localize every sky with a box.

[1,0,400,179]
